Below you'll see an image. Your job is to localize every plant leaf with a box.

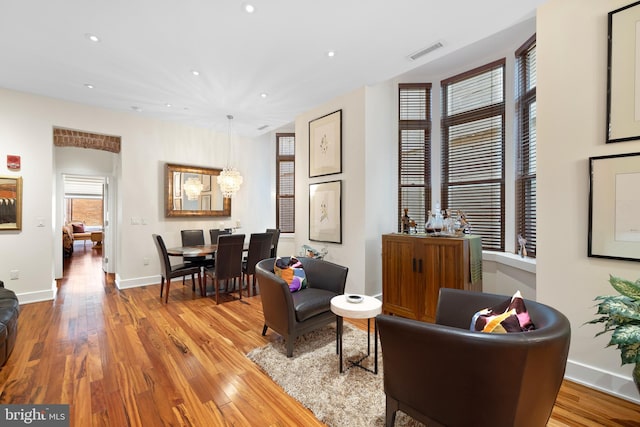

[609,324,640,346]
[610,275,640,300]
[618,342,640,365]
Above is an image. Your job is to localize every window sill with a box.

[482,251,536,274]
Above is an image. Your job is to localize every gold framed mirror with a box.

[165,163,231,217]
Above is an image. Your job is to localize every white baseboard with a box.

[15,280,57,304]
[565,359,640,404]
[115,274,160,290]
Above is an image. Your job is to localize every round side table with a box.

[330,294,382,374]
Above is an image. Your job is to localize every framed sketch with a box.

[201,174,211,192]
[309,109,342,177]
[0,176,22,230]
[200,194,211,210]
[309,180,342,243]
[606,1,640,143]
[589,152,640,261]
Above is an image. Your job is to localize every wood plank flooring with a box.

[0,243,638,426]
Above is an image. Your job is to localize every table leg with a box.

[337,315,343,373]
[374,317,378,375]
[367,318,371,356]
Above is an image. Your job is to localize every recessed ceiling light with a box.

[191,69,200,76]
[243,3,255,13]
[84,33,100,43]
[84,84,94,89]
[260,92,268,99]
[327,50,336,58]
[165,103,172,108]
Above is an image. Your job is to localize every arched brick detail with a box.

[53,128,121,153]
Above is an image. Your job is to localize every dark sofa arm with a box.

[299,257,348,294]
[256,259,296,334]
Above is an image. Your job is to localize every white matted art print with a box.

[589,152,640,261]
[309,110,342,177]
[309,180,342,244]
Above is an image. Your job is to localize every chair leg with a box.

[286,339,294,358]
[198,272,203,296]
[214,278,219,304]
[160,277,165,299]
[385,397,399,427]
[238,276,242,300]
[165,278,171,303]
[262,324,268,336]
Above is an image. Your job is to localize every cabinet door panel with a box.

[382,237,420,319]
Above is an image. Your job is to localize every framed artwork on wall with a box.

[606,0,640,143]
[309,180,342,244]
[588,152,640,262]
[0,176,22,231]
[309,109,342,177]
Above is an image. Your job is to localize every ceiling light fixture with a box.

[327,50,336,58]
[84,33,100,43]
[260,92,268,99]
[183,177,204,201]
[165,103,172,107]
[243,3,255,13]
[217,115,243,198]
[84,84,94,89]
[191,69,200,76]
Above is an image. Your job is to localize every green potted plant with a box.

[587,275,640,394]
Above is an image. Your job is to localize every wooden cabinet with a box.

[382,233,482,322]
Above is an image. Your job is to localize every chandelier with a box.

[183,176,203,200]
[217,114,243,198]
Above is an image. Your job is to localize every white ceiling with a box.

[0,0,545,137]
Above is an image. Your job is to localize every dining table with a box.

[166,242,251,257]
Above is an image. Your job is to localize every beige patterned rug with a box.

[247,323,423,427]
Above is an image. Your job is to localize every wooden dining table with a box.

[166,242,251,257]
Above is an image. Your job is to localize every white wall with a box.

[0,87,274,301]
[538,0,640,403]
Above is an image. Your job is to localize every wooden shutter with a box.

[398,83,431,231]
[516,36,537,257]
[441,59,505,251]
[276,133,295,233]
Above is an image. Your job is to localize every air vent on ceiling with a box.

[257,124,269,131]
[408,41,444,61]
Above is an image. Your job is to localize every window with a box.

[398,83,432,231]
[516,36,537,257]
[276,133,295,233]
[441,59,505,251]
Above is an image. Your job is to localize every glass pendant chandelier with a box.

[217,114,243,198]
[183,176,203,200]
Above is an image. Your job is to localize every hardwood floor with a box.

[0,243,638,426]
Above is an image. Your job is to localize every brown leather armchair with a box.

[256,257,348,357]
[377,288,571,427]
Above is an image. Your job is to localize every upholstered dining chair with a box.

[377,288,571,427]
[209,228,231,245]
[152,234,202,303]
[265,228,280,258]
[242,232,273,297]
[180,229,213,283]
[204,234,245,304]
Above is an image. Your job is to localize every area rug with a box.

[247,323,423,427]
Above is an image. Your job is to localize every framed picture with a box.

[309,110,342,177]
[309,180,342,244]
[588,152,640,262]
[606,1,640,143]
[0,176,22,231]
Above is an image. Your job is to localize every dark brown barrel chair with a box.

[377,288,571,427]
[256,256,348,357]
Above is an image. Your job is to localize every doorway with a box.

[62,174,106,273]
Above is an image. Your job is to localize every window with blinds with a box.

[516,36,537,257]
[398,83,432,232]
[441,59,505,251]
[276,133,295,233]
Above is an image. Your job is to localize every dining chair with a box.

[181,229,214,282]
[242,232,274,297]
[266,228,280,258]
[152,234,202,303]
[204,234,245,304]
[209,228,231,244]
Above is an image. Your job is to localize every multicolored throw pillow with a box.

[274,257,307,292]
[470,291,535,333]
